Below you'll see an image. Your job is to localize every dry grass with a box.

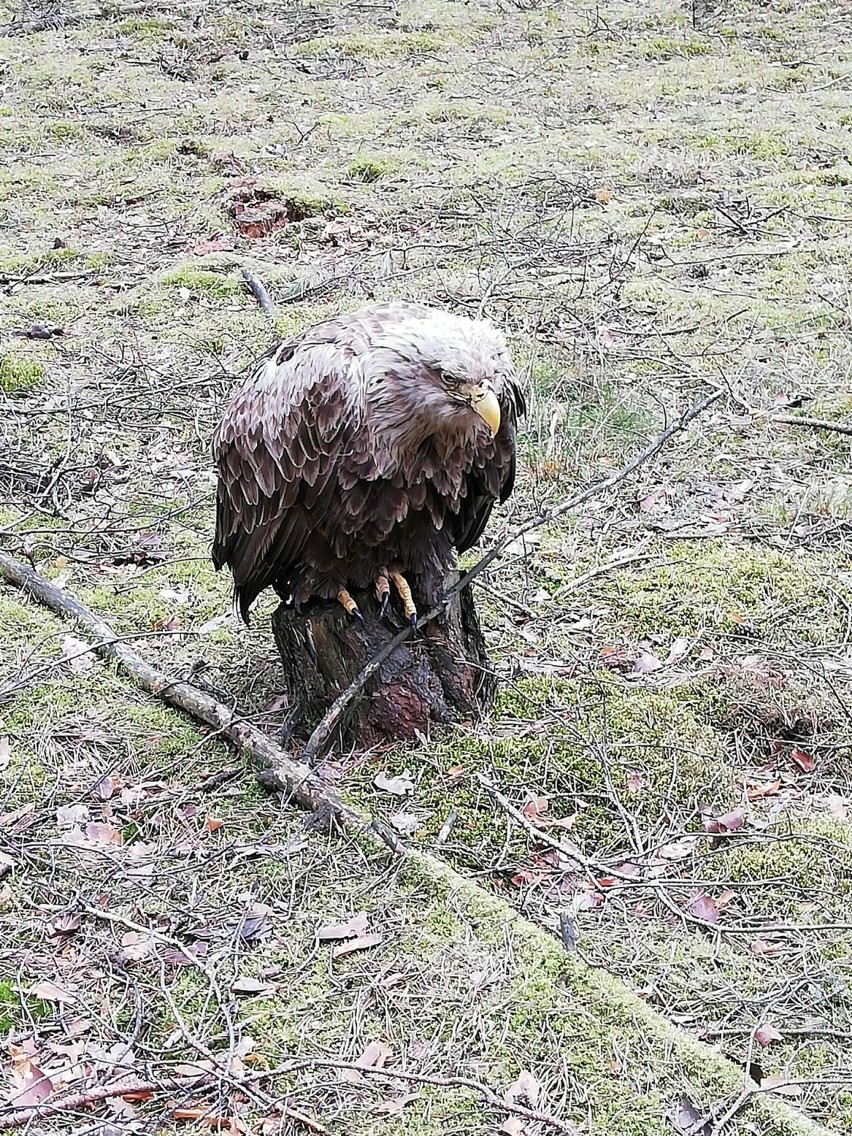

[1,0,851,1131]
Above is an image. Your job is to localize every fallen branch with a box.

[300,387,724,763]
[241,268,277,321]
[0,549,365,829]
[769,412,852,437]
[0,1074,214,1132]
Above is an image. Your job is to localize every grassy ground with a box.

[1,0,851,1131]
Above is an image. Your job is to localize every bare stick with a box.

[0,1075,213,1132]
[769,412,852,437]
[241,268,276,320]
[0,549,363,828]
[301,388,724,762]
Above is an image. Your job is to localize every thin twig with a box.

[301,388,724,763]
[263,1058,576,1134]
[0,1075,214,1132]
[241,268,277,320]
[769,413,852,437]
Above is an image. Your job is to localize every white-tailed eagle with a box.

[211,301,525,624]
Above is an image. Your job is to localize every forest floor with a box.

[1,0,851,1133]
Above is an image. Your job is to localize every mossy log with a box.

[271,573,496,753]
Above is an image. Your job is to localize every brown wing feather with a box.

[211,343,354,621]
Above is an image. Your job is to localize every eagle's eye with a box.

[440,371,464,397]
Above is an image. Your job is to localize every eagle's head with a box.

[367,306,513,443]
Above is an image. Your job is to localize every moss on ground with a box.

[1,0,850,1129]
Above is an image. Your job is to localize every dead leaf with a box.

[373,1093,419,1115]
[702,807,745,835]
[164,941,208,965]
[522,796,549,823]
[445,764,465,781]
[56,803,89,828]
[340,1040,393,1083]
[389,811,420,836]
[760,1073,801,1097]
[594,185,612,204]
[670,1094,711,1135]
[790,747,815,773]
[625,770,645,792]
[317,911,369,941]
[49,911,81,936]
[825,793,849,821]
[332,933,384,958]
[8,1061,54,1108]
[750,938,782,957]
[85,821,122,845]
[0,737,10,771]
[0,851,13,878]
[205,816,224,833]
[373,770,415,796]
[755,1022,783,1046]
[664,636,691,666]
[632,650,663,675]
[92,775,118,801]
[746,778,781,800]
[499,1119,526,1136]
[119,930,155,962]
[230,976,277,995]
[686,893,720,924]
[28,980,77,1004]
[504,1069,540,1106]
[61,634,96,673]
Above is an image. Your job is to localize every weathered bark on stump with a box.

[271,573,495,752]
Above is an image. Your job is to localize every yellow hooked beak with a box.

[469,384,501,437]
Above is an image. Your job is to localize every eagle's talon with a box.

[336,587,362,621]
[388,569,417,625]
[375,572,391,619]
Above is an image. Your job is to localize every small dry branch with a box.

[241,267,277,321]
[769,412,852,437]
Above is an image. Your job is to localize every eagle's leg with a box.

[336,586,363,622]
[388,569,418,627]
[375,570,391,619]
[293,586,311,616]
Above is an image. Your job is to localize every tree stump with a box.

[271,573,495,755]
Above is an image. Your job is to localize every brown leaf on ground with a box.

[686,893,719,924]
[8,1060,54,1108]
[374,770,415,795]
[504,1068,540,1106]
[49,911,82,936]
[373,1092,419,1115]
[28,980,78,1003]
[317,911,369,941]
[230,976,278,995]
[332,933,384,958]
[522,796,549,823]
[790,746,815,772]
[755,1022,784,1046]
[85,821,122,845]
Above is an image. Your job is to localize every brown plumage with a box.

[211,301,525,623]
